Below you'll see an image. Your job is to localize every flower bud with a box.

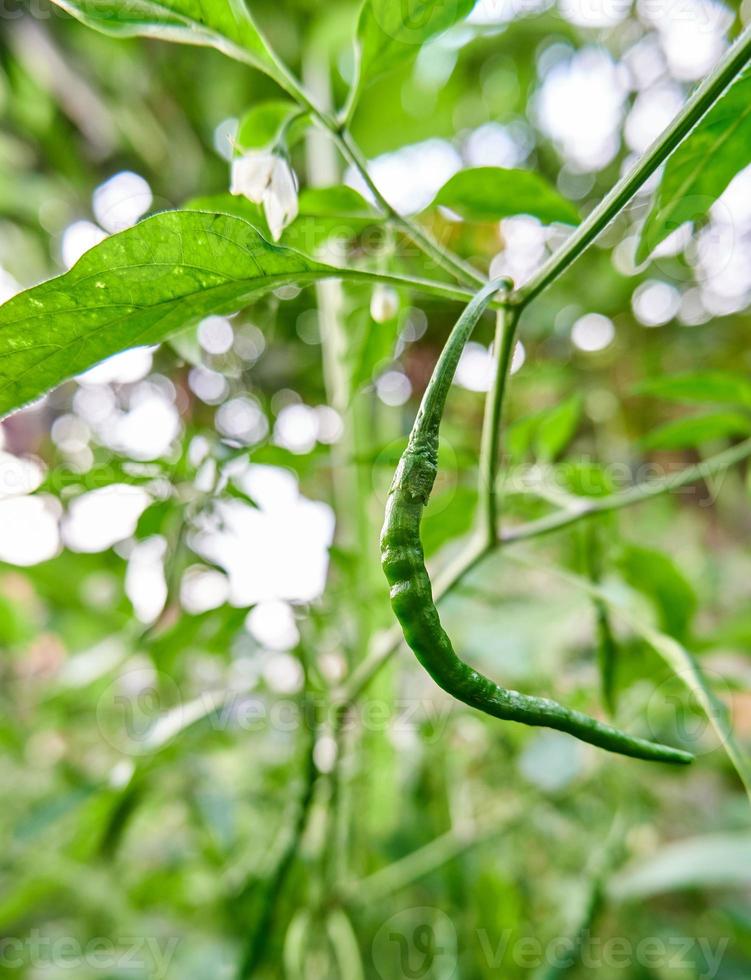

[264,157,299,241]
[370,285,399,323]
[230,150,275,205]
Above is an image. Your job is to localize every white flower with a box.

[370,285,399,323]
[264,158,299,241]
[230,151,299,241]
[230,150,275,204]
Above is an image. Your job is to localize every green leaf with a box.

[0,210,463,418]
[637,65,751,263]
[634,371,751,408]
[51,0,282,82]
[641,411,751,450]
[431,168,581,225]
[534,394,583,461]
[236,101,300,151]
[617,544,697,641]
[355,0,475,89]
[0,210,332,417]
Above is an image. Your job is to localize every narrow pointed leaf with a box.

[634,371,751,408]
[637,65,751,263]
[641,411,751,451]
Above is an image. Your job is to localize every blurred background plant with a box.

[0,0,750,977]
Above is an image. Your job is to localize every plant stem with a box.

[329,130,486,288]
[514,25,751,307]
[337,437,751,703]
[502,437,751,544]
[478,303,519,544]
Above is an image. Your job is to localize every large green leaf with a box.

[534,394,583,461]
[634,371,751,408]
[431,168,581,225]
[637,65,751,263]
[355,0,476,90]
[51,0,282,82]
[0,209,465,417]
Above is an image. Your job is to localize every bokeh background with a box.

[0,0,750,976]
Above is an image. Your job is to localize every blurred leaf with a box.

[236,100,300,150]
[422,485,477,557]
[641,412,751,450]
[558,461,616,498]
[535,394,583,461]
[50,0,284,82]
[610,834,751,900]
[431,167,580,225]
[637,65,751,263]
[354,0,475,91]
[634,372,751,408]
[298,186,378,218]
[617,543,697,641]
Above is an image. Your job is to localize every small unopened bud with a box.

[264,157,299,241]
[370,285,399,323]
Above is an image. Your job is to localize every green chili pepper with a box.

[380,281,692,765]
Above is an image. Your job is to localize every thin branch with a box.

[501,437,751,545]
[514,26,751,308]
[344,801,524,905]
[478,304,520,543]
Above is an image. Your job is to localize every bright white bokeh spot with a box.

[125,536,167,623]
[536,47,627,171]
[0,496,59,565]
[572,313,615,352]
[180,565,229,614]
[62,485,151,553]
[456,342,494,392]
[639,0,732,81]
[346,139,461,215]
[78,347,154,385]
[0,452,44,498]
[61,220,107,268]
[376,370,412,406]
[314,733,337,773]
[192,464,335,605]
[470,0,550,24]
[246,600,300,651]
[464,122,527,168]
[110,383,181,461]
[625,84,684,154]
[198,316,234,355]
[632,280,681,326]
[189,367,228,404]
[559,0,630,28]
[216,396,268,444]
[274,404,318,455]
[623,35,666,90]
[93,172,152,233]
[314,406,343,444]
[51,415,90,453]
[263,651,304,694]
[491,216,547,284]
